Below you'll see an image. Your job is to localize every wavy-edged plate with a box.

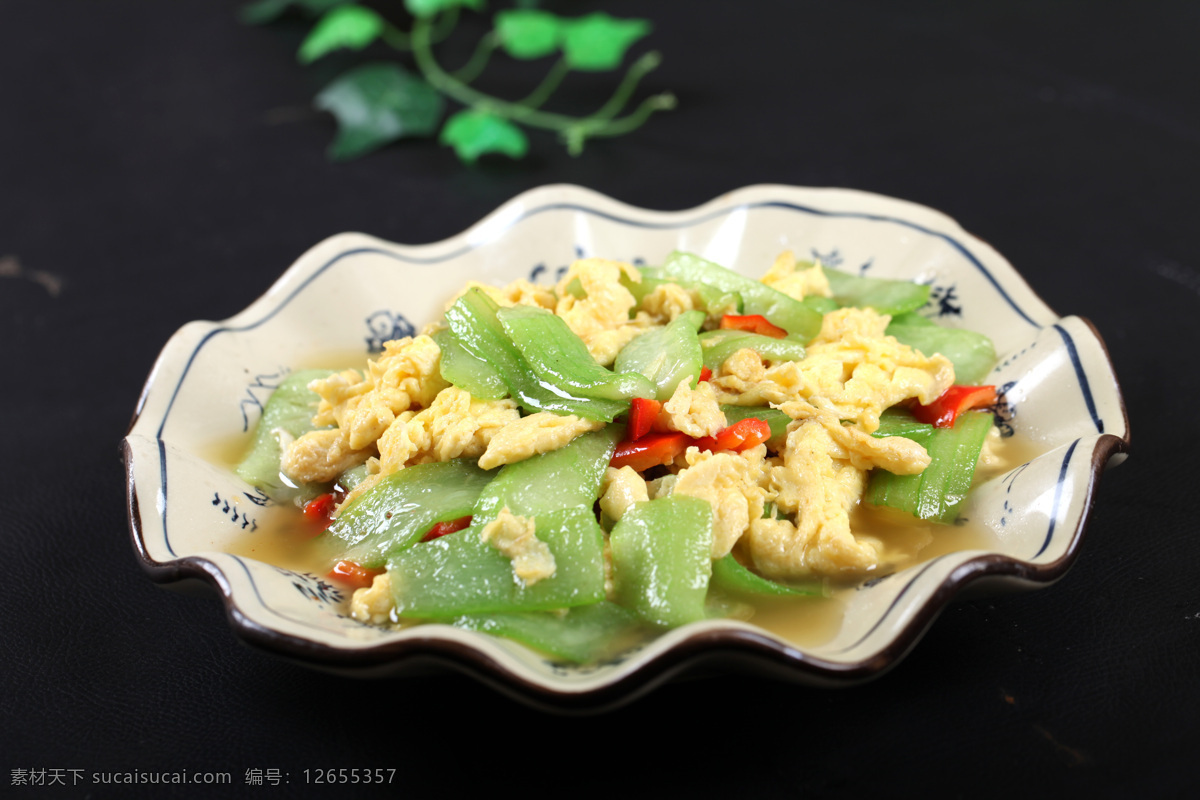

[123,184,1128,712]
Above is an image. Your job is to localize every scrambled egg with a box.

[480,507,556,585]
[553,258,651,364]
[669,445,771,559]
[477,412,604,470]
[658,380,726,438]
[293,252,973,600]
[760,251,833,301]
[713,307,954,433]
[350,572,395,625]
[599,466,649,522]
[376,386,520,471]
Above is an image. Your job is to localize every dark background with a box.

[3,1,1197,797]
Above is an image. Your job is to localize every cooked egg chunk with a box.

[760,250,833,300]
[599,466,650,522]
[658,380,726,438]
[377,386,520,471]
[670,445,771,559]
[350,572,395,626]
[477,412,606,470]
[752,419,878,578]
[714,307,954,433]
[480,507,556,586]
[310,335,448,451]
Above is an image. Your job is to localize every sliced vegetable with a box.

[866,410,994,523]
[445,288,628,421]
[497,305,656,401]
[473,425,622,527]
[328,559,383,589]
[710,555,824,598]
[235,368,334,503]
[698,329,807,372]
[912,385,997,428]
[872,406,935,442]
[801,294,839,315]
[610,496,714,628]
[610,432,691,472]
[422,515,472,542]
[720,405,791,447]
[452,602,647,664]
[887,312,997,385]
[613,309,705,401]
[695,417,772,453]
[824,268,931,315]
[626,397,663,441]
[327,459,492,568]
[659,251,823,342]
[387,506,607,617]
[336,463,371,492]
[302,492,338,528]
[719,313,787,338]
[433,328,508,401]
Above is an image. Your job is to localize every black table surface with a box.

[4,1,1198,797]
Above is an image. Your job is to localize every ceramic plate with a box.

[123,184,1129,711]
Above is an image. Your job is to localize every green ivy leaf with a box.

[494,10,562,60]
[439,111,529,163]
[240,0,348,26]
[560,13,650,71]
[298,5,385,63]
[404,0,486,20]
[314,63,445,161]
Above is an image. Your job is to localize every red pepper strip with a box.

[302,492,337,531]
[328,560,383,589]
[627,397,663,441]
[610,432,692,472]
[695,417,772,453]
[720,314,787,339]
[698,366,713,382]
[421,515,473,542]
[912,385,997,428]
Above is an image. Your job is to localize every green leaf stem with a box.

[247,2,674,163]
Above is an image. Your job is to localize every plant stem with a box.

[411,16,672,146]
[431,7,460,41]
[562,93,677,154]
[518,58,569,108]
[452,32,498,83]
[591,51,662,122]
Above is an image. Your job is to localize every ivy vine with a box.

[241,0,675,163]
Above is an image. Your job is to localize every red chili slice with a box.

[627,397,663,441]
[610,432,692,472]
[912,385,997,428]
[695,417,772,453]
[328,560,383,589]
[302,492,337,531]
[421,515,473,542]
[698,366,713,382]
[719,314,787,339]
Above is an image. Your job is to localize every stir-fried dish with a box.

[236,250,1001,663]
